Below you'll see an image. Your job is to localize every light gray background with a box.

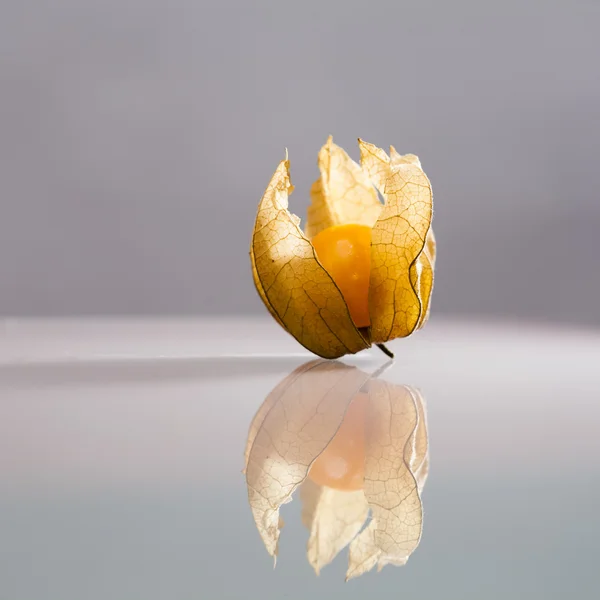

[1,0,598,325]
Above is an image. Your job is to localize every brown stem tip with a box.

[376,343,394,359]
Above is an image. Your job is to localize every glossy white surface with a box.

[1,318,599,599]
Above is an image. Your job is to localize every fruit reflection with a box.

[308,391,367,491]
[244,359,428,579]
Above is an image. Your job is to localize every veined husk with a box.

[250,137,434,358]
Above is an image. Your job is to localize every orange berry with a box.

[311,224,372,328]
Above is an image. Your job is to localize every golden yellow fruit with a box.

[311,225,372,328]
[250,137,435,359]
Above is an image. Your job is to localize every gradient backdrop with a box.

[1,1,598,325]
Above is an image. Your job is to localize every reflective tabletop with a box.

[1,318,599,599]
